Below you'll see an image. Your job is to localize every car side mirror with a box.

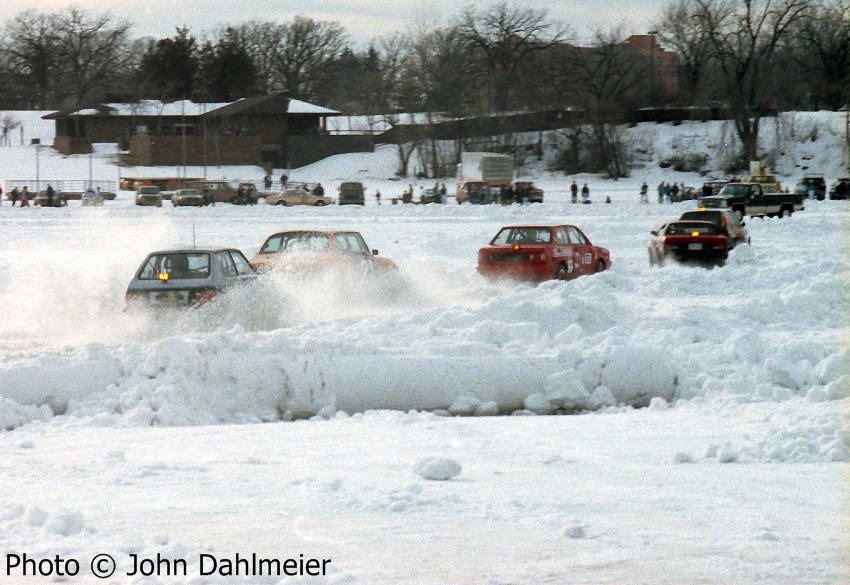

[372,249,379,256]
[740,221,746,227]
[651,230,658,236]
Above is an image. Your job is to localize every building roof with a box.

[43,93,339,120]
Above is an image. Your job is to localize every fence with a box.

[3,179,117,199]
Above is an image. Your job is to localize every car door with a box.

[566,226,594,275]
[229,250,257,278]
[552,227,573,274]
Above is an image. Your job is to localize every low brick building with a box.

[44,93,373,168]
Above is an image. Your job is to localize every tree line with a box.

[0,1,848,173]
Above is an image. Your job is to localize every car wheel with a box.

[596,259,606,273]
[315,201,326,206]
[554,263,568,280]
[779,207,792,218]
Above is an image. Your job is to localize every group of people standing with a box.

[570,180,591,204]
[3,185,31,207]
[656,181,688,203]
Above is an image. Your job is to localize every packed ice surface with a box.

[0,111,847,584]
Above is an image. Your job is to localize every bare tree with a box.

[657,0,716,104]
[561,28,646,176]
[1,10,59,108]
[271,16,349,102]
[787,1,850,110]
[694,0,812,166]
[368,35,422,176]
[51,8,133,108]
[456,2,568,112]
[226,21,285,95]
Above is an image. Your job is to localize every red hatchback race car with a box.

[477,224,611,282]
[648,220,731,266]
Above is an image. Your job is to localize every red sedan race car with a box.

[477,224,611,282]
[648,220,731,266]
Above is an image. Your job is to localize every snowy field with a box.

[0,112,848,584]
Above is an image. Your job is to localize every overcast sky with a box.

[3,0,666,46]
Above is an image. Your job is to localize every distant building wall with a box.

[52,136,93,155]
[285,135,374,168]
[129,134,262,166]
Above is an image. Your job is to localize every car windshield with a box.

[680,211,721,225]
[138,252,211,280]
[260,232,330,253]
[719,184,750,197]
[492,227,552,245]
[665,222,719,235]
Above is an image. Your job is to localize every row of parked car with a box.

[792,174,850,200]
[134,180,367,207]
[125,222,615,309]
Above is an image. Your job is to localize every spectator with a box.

[570,180,578,203]
[375,190,382,205]
[20,186,29,207]
[313,182,324,196]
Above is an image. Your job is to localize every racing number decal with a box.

[567,258,574,273]
[583,253,592,264]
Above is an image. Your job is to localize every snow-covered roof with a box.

[71,100,230,117]
[51,96,338,118]
[287,98,338,115]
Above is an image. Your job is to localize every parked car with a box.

[457,181,502,204]
[477,224,611,282]
[81,187,105,206]
[793,174,827,200]
[135,186,163,207]
[513,181,544,203]
[33,188,67,207]
[679,207,749,248]
[829,177,850,200]
[125,248,257,308]
[648,220,731,266]
[265,182,333,206]
[183,180,259,205]
[338,182,366,205]
[250,230,396,273]
[171,188,206,207]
